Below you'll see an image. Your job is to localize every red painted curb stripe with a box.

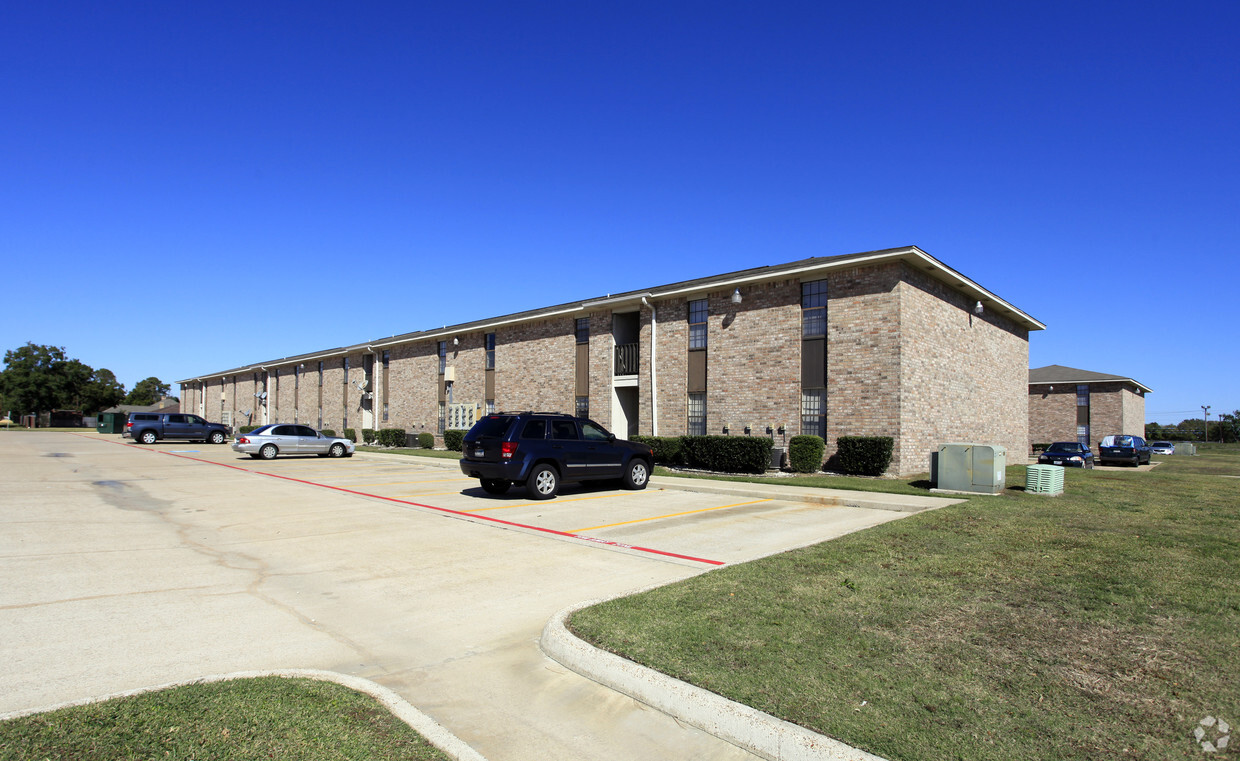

[94,437,724,566]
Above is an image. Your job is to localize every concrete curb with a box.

[651,475,964,513]
[541,599,887,761]
[0,669,487,761]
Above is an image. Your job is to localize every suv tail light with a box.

[501,441,518,459]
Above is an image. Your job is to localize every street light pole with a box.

[1202,405,1211,443]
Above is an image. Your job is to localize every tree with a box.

[125,377,171,406]
[77,368,126,415]
[0,343,76,417]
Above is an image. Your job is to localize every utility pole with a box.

[1202,405,1211,443]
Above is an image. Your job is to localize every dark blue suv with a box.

[459,412,653,499]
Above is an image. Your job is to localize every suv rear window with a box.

[469,415,516,438]
[132,414,157,421]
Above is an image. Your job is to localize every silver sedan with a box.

[231,424,355,459]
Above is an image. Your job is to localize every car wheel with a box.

[139,430,157,445]
[259,444,278,460]
[209,431,226,445]
[328,443,346,458]
[481,478,511,495]
[527,464,559,500]
[622,459,650,490]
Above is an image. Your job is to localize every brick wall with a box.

[897,265,1030,474]
[1028,387,1076,448]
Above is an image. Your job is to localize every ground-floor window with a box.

[688,392,706,435]
[801,389,826,438]
[575,396,588,419]
[438,402,446,434]
[1077,424,1089,446]
[318,407,323,430]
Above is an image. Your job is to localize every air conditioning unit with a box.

[1025,464,1065,496]
[443,367,456,382]
[936,443,1007,494]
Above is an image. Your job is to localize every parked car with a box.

[1037,441,1095,469]
[459,411,654,499]
[231,424,355,459]
[1098,435,1152,467]
[124,412,231,445]
[1149,441,1175,455]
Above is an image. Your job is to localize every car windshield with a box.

[1152,441,1172,447]
[1046,443,1082,453]
[468,415,515,438]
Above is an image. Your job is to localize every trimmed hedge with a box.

[631,435,684,466]
[239,425,258,434]
[789,435,825,473]
[418,432,435,449]
[836,436,894,476]
[343,428,357,443]
[321,429,336,437]
[443,430,465,451]
[680,435,772,474]
[362,428,377,445]
[377,428,405,447]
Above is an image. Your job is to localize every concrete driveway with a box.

[0,432,931,760]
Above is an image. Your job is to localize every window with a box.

[382,350,390,368]
[582,421,610,441]
[688,299,708,349]
[688,392,706,435]
[485,333,496,370]
[575,396,589,418]
[381,351,390,421]
[438,342,447,375]
[802,280,827,337]
[318,361,323,385]
[486,399,496,415]
[801,390,826,438]
[438,402,445,434]
[575,318,589,344]
[1077,384,1090,445]
[521,419,547,439]
[551,420,579,440]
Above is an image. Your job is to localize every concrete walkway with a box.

[0,434,954,760]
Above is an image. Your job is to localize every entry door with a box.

[611,387,639,439]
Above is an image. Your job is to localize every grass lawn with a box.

[570,448,1240,760]
[355,445,461,460]
[0,677,451,761]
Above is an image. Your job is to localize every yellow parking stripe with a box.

[462,490,645,513]
[573,499,772,532]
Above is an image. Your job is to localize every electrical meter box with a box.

[936,443,1007,494]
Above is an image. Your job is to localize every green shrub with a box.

[631,435,685,465]
[418,432,435,449]
[343,428,357,443]
[320,429,336,437]
[377,428,405,447]
[239,425,258,434]
[362,428,376,445]
[789,435,825,473]
[680,435,772,474]
[443,430,465,451]
[835,436,894,476]
[1032,442,1050,453]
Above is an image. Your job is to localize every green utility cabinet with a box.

[937,443,1007,494]
[97,412,127,434]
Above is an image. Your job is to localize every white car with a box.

[1149,441,1175,455]
[232,424,355,459]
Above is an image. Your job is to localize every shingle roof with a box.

[1029,365,1152,393]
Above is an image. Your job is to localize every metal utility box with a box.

[937,443,1007,494]
[97,412,127,434]
[1025,464,1065,495]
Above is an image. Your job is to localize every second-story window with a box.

[438,341,447,375]
[688,299,708,349]
[576,318,589,344]
[485,333,496,370]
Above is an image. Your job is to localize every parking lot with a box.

[0,432,944,760]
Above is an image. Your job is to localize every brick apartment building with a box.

[179,246,1044,475]
[1028,365,1150,450]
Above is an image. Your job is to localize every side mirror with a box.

[608,433,616,442]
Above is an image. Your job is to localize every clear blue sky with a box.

[2,2,1236,424]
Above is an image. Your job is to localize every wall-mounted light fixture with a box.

[453,337,459,346]
[722,425,730,435]
[974,301,984,315]
[731,288,743,305]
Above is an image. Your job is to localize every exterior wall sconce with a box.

[974,301,984,315]
[453,337,459,346]
[731,288,743,305]
[722,425,730,435]
[744,425,751,435]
